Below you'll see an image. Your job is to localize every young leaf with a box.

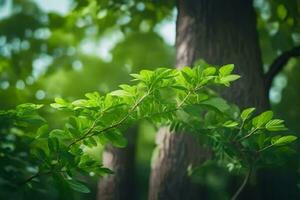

[201,97,230,112]
[241,107,256,121]
[271,135,282,144]
[273,135,297,146]
[252,110,273,128]
[72,99,89,107]
[20,115,46,126]
[181,71,193,84]
[219,64,234,76]
[202,67,216,76]
[48,137,59,153]
[36,124,49,138]
[265,119,287,131]
[85,92,100,101]
[69,117,79,129]
[220,74,241,83]
[51,97,69,109]
[104,131,127,148]
[223,120,239,128]
[33,148,47,160]
[68,127,81,137]
[110,90,132,97]
[50,129,71,140]
[66,179,90,193]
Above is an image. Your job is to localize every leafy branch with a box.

[1,64,297,195]
[68,92,150,147]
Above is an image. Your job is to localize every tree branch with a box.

[231,167,252,200]
[68,92,150,147]
[265,46,300,91]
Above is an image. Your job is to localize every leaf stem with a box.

[19,171,52,186]
[237,127,258,142]
[257,144,274,153]
[177,91,191,108]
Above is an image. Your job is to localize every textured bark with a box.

[149,0,268,199]
[175,0,268,109]
[149,128,211,200]
[97,128,137,200]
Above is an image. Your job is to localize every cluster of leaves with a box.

[0,64,297,194]
[198,107,298,173]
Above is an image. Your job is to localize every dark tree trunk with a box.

[149,0,268,199]
[97,128,137,200]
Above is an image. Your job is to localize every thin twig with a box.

[68,119,98,147]
[68,92,150,146]
[19,171,52,186]
[231,167,252,200]
[177,91,191,108]
[68,84,204,147]
[20,170,68,186]
[237,128,258,142]
[257,144,274,153]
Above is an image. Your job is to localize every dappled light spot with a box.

[0,81,10,90]
[72,60,83,71]
[35,89,46,100]
[16,80,25,90]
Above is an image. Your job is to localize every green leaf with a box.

[51,98,69,109]
[19,115,46,126]
[72,99,89,107]
[171,85,188,91]
[180,67,194,84]
[83,136,98,147]
[223,120,239,128]
[48,137,59,153]
[85,92,100,101]
[66,179,90,193]
[201,97,230,112]
[60,151,75,165]
[104,131,127,148]
[181,71,193,84]
[265,119,287,131]
[33,148,47,160]
[257,133,266,148]
[273,135,297,146]
[68,127,81,137]
[241,107,256,121]
[252,110,273,128]
[219,64,234,76]
[271,135,282,144]
[69,117,79,129]
[95,167,114,176]
[36,124,49,138]
[202,67,216,76]
[130,73,142,81]
[50,129,71,140]
[220,74,241,83]
[16,103,43,112]
[110,90,132,97]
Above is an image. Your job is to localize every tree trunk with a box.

[97,128,137,200]
[149,0,268,199]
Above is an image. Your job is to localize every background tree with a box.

[149,0,267,199]
[149,0,300,199]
